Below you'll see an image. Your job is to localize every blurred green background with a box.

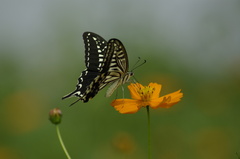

[1,0,240,159]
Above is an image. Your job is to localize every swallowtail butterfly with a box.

[62,32,133,104]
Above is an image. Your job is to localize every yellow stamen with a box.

[138,86,155,102]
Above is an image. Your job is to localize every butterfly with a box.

[62,32,133,104]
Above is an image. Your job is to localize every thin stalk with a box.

[237,152,240,159]
[56,125,72,159]
[146,106,151,159]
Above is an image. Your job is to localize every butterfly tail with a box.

[62,90,81,100]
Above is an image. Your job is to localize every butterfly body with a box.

[62,32,132,104]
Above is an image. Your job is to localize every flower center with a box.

[138,86,155,102]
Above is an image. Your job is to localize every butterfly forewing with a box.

[99,39,132,97]
[110,39,129,73]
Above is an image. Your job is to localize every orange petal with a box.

[148,83,162,99]
[128,83,143,100]
[167,89,183,102]
[149,89,183,109]
[111,99,141,114]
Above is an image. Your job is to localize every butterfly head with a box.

[128,72,134,76]
[124,71,134,83]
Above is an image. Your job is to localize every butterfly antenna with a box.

[131,57,141,70]
[131,59,146,72]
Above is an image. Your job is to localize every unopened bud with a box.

[49,108,62,125]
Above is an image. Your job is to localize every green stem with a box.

[237,152,240,159]
[56,125,72,159]
[146,106,151,159]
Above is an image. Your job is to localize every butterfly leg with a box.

[121,85,125,99]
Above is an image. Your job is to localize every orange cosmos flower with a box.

[111,83,183,114]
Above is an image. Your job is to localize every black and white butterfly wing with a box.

[62,32,110,103]
[99,39,133,97]
[83,32,109,72]
[62,32,133,104]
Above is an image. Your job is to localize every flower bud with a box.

[49,108,62,125]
